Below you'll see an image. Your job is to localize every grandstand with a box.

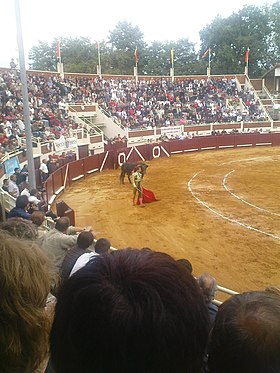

[1,67,280,302]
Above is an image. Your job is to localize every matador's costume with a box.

[132,170,144,206]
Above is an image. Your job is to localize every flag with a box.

[171,48,174,67]
[96,41,100,50]
[202,48,209,59]
[245,48,250,64]
[56,40,61,59]
[134,47,139,64]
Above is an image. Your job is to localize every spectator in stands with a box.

[40,159,49,182]
[8,195,31,220]
[60,231,95,282]
[28,200,39,215]
[0,231,51,373]
[197,273,218,327]
[20,181,30,197]
[41,216,93,276]
[41,217,77,275]
[2,178,9,192]
[31,210,54,245]
[20,163,28,182]
[13,167,23,186]
[208,291,280,373]
[8,174,19,197]
[94,237,111,254]
[29,188,42,205]
[177,258,193,274]
[49,248,210,373]
[10,58,16,69]
[0,217,37,240]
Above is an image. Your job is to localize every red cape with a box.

[137,187,159,204]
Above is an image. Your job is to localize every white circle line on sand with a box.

[188,172,280,241]
[223,170,280,217]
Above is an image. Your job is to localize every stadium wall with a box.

[44,132,280,205]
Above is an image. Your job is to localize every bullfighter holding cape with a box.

[131,165,159,207]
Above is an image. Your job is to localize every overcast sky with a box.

[0,0,276,67]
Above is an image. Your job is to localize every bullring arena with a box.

[58,140,280,295]
[1,69,280,299]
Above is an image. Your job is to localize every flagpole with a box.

[14,0,36,188]
[98,47,101,72]
[56,40,64,79]
[170,48,175,83]
[96,42,102,78]
[207,48,211,77]
[245,48,249,76]
[134,47,138,84]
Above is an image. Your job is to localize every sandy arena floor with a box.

[60,147,280,294]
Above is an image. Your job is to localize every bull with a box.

[120,162,148,184]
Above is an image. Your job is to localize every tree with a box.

[107,20,147,74]
[172,39,200,75]
[199,5,273,77]
[28,3,280,78]
[29,41,56,71]
[29,37,99,73]
[58,37,97,73]
[143,41,171,76]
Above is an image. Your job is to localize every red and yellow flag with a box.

[245,48,250,64]
[202,48,209,59]
[134,47,139,64]
[56,40,61,59]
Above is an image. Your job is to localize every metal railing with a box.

[244,76,273,124]
[99,106,126,130]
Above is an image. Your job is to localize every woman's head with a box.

[0,232,51,372]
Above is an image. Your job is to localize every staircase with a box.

[68,104,127,141]
[243,78,274,122]
[91,106,127,139]
[258,87,280,121]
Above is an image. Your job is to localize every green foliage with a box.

[29,41,56,71]
[29,37,100,73]
[199,3,279,77]
[143,41,171,76]
[29,3,280,77]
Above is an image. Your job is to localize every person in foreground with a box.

[0,231,51,373]
[50,248,210,373]
[208,291,280,373]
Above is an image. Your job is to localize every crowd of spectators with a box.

[0,67,279,372]
[0,70,79,154]
[0,215,279,373]
[99,77,268,129]
[0,69,269,154]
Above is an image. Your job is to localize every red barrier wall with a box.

[199,136,217,150]
[84,155,100,174]
[98,151,115,170]
[272,133,280,146]
[52,168,64,194]
[68,160,85,184]
[45,176,54,203]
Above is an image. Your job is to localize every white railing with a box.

[245,76,273,124]
[214,285,239,305]
[0,189,16,220]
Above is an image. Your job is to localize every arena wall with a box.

[45,132,280,206]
